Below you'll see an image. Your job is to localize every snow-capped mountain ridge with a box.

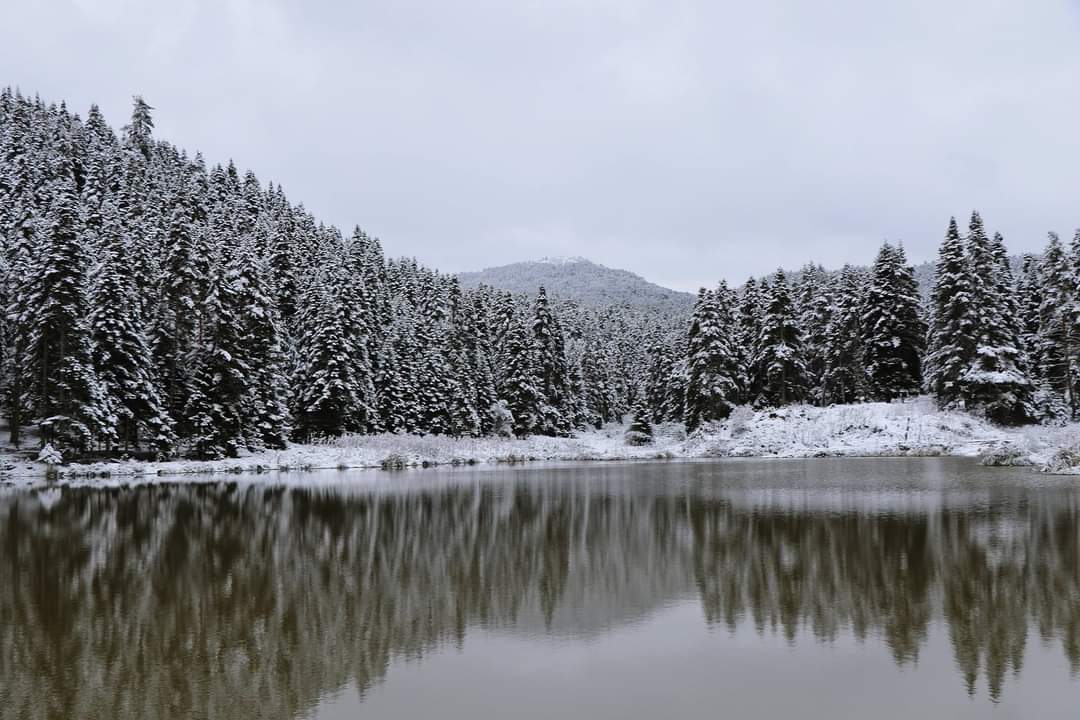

[457,257,696,313]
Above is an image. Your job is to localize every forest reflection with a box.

[2,461,1079,719]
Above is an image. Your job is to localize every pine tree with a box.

[753,270,808,406]
[580,338,618,428]
[153,162,210,432]
[122,96,155,161]
[735,277,763,402]
[821,265,866,404]
[89,200,174,454]
[1036,232,1073,415]
[624,402,653,445]
[925,217,975,408]
[291,267,363,440]
[375,302,423,434]
[861,243,925,402]
[531,287,574,436]
[645,335,677,423]
[183,257,249,459]
[0,95,37,446]
[955,225,1035,423]
[684,285,740,431]
[338,232,377,433]
[24,141,107,452]
[501,313,543,437]
[233,239,290,449]
[796,264,832,404]
[1015,255,1043,379]
[452,289,498,435]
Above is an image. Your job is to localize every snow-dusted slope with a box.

[457,257,695,312]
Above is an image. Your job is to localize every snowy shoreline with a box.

[3,399,1078,488]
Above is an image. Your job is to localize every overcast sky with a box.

[4,0,1080,291]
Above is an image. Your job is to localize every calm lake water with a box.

[2,458,1079,719]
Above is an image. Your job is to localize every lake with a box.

[2,457,1078,719]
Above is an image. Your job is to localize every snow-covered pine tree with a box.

[89,199,174,454]
[531,286,574,436]
[501,311,543,437]
[1015,255,1043,379]
[152,162,211,433]
[338,231,378,433]
[645,335,676,423]
[579,338,618,428]
[1036,232,1074,416]
[24,139,108,451]
[624,402,653,446]
[291,258,366,441]
[122,95,155,162]
[375,301,423,434]
[738,277,766,401]
[796,264,832,404]
[0,93,38,446]
[233,237,290,449]
[412,274,453,435]
[955,224,1035,423]
[454,288,498,435]
[684,284,740,431]
[118,98,163,322]
[925,217,975,408]
[183,251,249,459]
[861,243,925,402]
[438,279,482,437]
[821,265,866,404]
[753,270,808,407]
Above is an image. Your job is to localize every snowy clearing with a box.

[3,398,1078,489]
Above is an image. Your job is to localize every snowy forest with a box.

[0,91,1075,460]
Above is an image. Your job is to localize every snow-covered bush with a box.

[489,401,515,438]
[980,443,1033,467]
[381,453,407,470]
[624,405,653,446]
[1046,446,1080,473]
[653,422,686,442]
[38,444,63,466]
[728,406,755,437]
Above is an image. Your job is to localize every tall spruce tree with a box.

[753,270,808,406]
[89,200,174,454]
[925,217,975,408]
[531,287,574,436]
[957,225,1035,423]
[24,141,107,452]
[796,264,832,404]
[234,238,290,449]
[684,285,740,431]
[501,313,543,437]
[1036,232,1074,416]
[183,255,249,459]
[821,265,866,404]
[735,277,763,402]
[290,269,361,440]
[861,243,925,401]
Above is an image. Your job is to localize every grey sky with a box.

[4,0,1080,291]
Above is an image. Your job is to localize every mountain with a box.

[458,253,1029,315]
[457,257,696,312]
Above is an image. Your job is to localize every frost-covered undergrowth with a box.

[684,399,1010,459]
[5,397,1078,486]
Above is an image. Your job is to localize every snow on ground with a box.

[2,397,1079,488]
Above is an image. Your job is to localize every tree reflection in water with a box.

[1,459,1078,719]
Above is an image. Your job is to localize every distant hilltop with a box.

[457,257,697,313]
[456,254,1029,310]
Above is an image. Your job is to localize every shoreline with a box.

[3,399,1077,488]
